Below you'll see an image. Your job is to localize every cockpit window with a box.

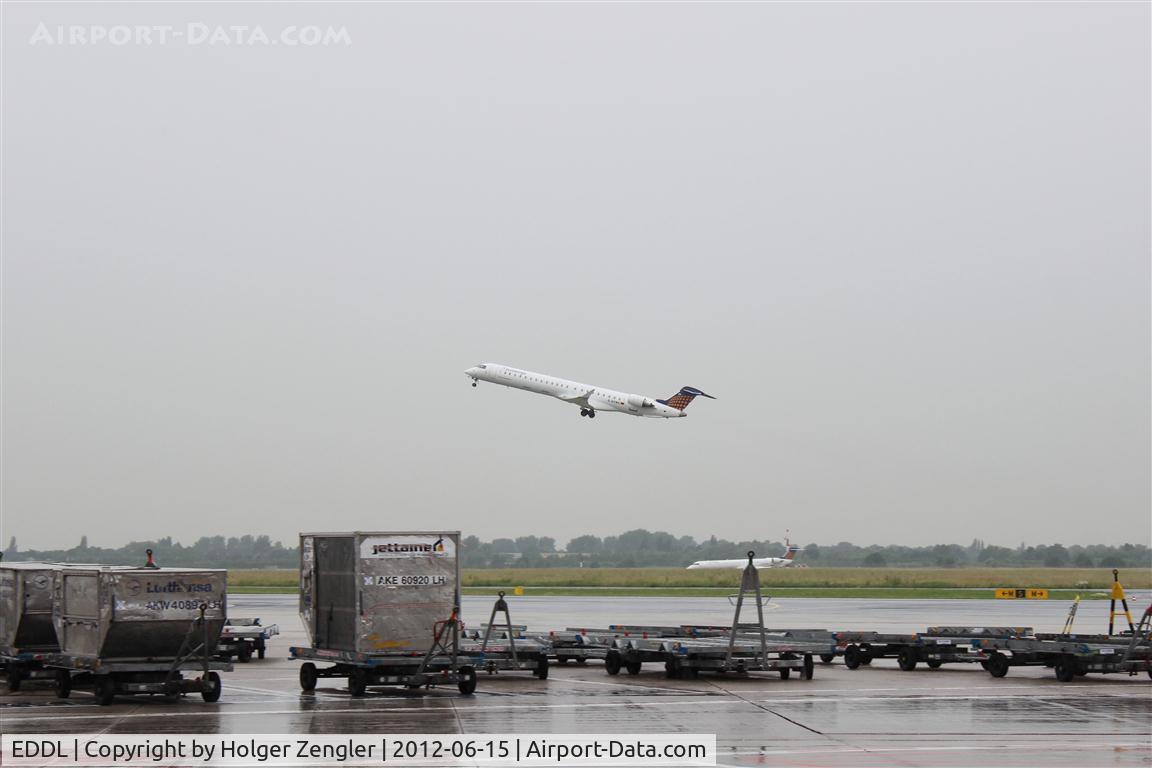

[477,364,487,369]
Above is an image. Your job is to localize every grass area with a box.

[460,586,1102,599]
[461,567,1151,590]
[227,566,1150,598]
[229,569,298,586]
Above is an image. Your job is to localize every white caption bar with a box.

[2,734,716,767]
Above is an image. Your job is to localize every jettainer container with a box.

[293,531,475,695]
[53,565,228,659]
[299,531,460,654]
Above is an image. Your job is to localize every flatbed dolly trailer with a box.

[835,627,1034,671]
[217,618,279,662]
[456,592,550,678]
[1,562,62,691]
[685,626,838,662]
[539,631,606,665]
[971,624,1152,682]
[1,651,56,691]
[607,634,828,679]
[468,623,558,672]
[538,625,705,667]
[45,652,232,704]
[460,637,551,677]
[291,646,477,695]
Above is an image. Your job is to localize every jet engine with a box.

[626,394,655,409]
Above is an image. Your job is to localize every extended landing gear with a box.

[580,409,596,419]
[471,380,477,387]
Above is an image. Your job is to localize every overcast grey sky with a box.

[2,2,1148,551]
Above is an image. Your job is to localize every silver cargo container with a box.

[300,531,460,655]
[0,562,60,655]
[53,566,227,659]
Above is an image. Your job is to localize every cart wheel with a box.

[556,657,569,665]
[348,668,368,697]
[985,652,1010,678]
[576,657,587,666]
[161,681,182,704]
[843,645,862,670]
[534,657,550,680]
[55,669,72,699]
[803,654,815,680]
[819,654,835,664]
[299,663,318,692]
[6,669,22,692]
[96,677,116,706]
[664,658,681,679]
[200,672,222,703]
[897,649,918,672]
[625,660,642,676]
[605,651,622,676]
[257,639,266,660]
[1054,656,1077,683]
[779,667,791,680]
[927,659,943,669]
[457,666,477,696]
[238,645,253,663]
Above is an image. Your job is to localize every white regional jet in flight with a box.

[686,542,802,570]
[464,363,715,419]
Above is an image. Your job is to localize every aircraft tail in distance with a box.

[657,386,717,411]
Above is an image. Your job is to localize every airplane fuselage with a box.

[465,364,688,418]
[686,557,797,570]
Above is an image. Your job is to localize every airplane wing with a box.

[557,389,596,408]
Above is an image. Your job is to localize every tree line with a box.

[3,531,1148,569]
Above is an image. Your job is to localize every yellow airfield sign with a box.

[995,588,1049,599]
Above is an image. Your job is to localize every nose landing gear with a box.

[471,380,477,387]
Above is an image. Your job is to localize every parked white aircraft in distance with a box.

[686,543,802,570]
[464,363,715,419]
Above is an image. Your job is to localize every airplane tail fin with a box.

[657,386,716,411]
[782,546,800,561]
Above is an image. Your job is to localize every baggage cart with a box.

[217,618,279,662]
[44,560,230,704]
[973,608,1152,681]
[602,553,831,679]
[461,593,549,677]
[1,562,61,690]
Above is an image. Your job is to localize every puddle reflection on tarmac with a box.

[3,595,1149,767]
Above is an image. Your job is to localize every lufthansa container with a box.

[300,531,461,655]
[53,566,227,659]
[0,563,60,655]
